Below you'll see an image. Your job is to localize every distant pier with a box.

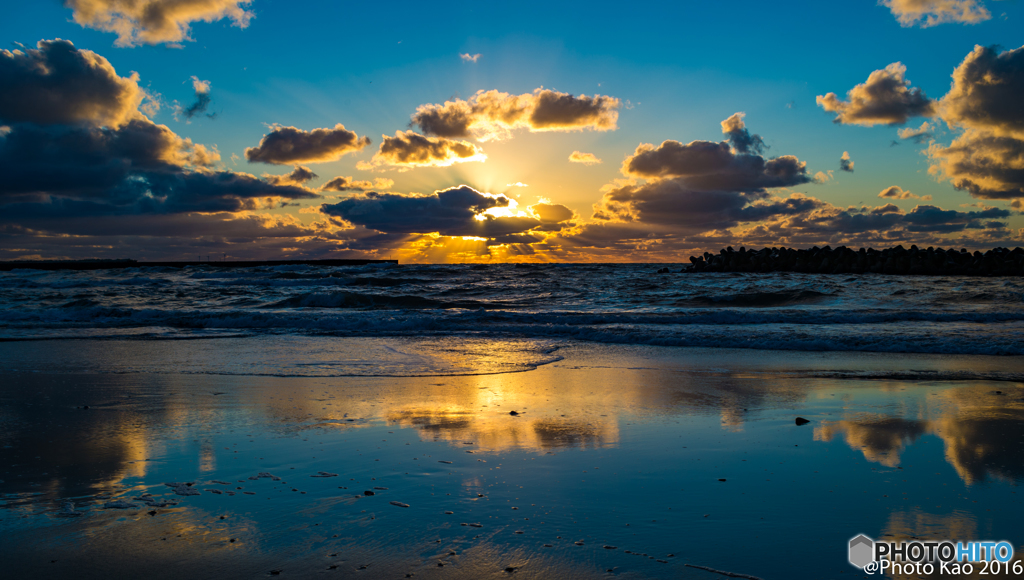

[0,259,398,271]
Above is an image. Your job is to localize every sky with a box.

[1,0,1023,263]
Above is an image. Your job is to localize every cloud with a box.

[840,151,854,172]
[369,130,486,168]
[531,202,575,224]
[320,176,394,192]
[556,111,1017,257]
[620,114,812,191]
[814,170,835,183]
[244,124,371,165]
[177,76,212,121]
[926,45,1024,200]
[506,182,529,188]
[320,185,542,237]
[816,63,935,126]
[880,0,991,28]
[0,120,316,214]
[0,40,316,219]
[940,45,1024,140]
[263,165,317,187]
[568,151,602,165]
[0,39,146,128]
[878,185,932,200]
[64,0,255,47]
[897,121,934,143]
[459,53,481,63]
[927,131,1024,199]
[720,112,766,154]
[592,181,825,230]
[411,88,621,141]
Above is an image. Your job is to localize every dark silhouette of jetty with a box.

[0,259,397,271]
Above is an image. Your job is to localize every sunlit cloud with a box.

[568,150,602,165]
[720,112,765,154]
[369,130,486,168]
[878,185,931,200]
[319,185,539,237]
[880,0,991,28]
[320,176,395,192]
[620,113,812,190]
[411,88,621,141]
[927,44,1024,200]
[64,0,255,47]
[840,151,854,172]
[897,121,933,143]
[459,53,481,63]
[816,63,935,126]
[0,39,148,128]
[262,165,317,187]
[244,124,371,165]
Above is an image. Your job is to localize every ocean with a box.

[3,263,1024,357]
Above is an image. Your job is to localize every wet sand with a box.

[1,338,1023,579]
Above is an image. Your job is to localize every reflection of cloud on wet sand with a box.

[814,415,926,467]
[814,385,1024,484]
[384,407,617,451]
[929,386,1024,485]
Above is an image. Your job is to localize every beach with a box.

[2,336,1023,579]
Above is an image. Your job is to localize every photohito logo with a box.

[849,534,874,568]
[848,534,1022,575]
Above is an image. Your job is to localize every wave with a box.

[677,289,834,307]
[2,306,1024,355]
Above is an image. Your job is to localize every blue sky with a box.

[1,0,1022,261]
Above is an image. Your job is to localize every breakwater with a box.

[683,246,1024,275]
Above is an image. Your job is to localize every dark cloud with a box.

[622,141,811,191]
[928,132,1024,199]
[65,0,255,47]
[263,165,317,187]
[0,44,314,217]
[0,119,217,199]
[245,124,371,165]
[880,0,991,28]
[532,203,574,224]
[320,185,543,237]
[926,45,1024,200]
[878,185,931,200]
[720,113,765,155]
[620,113,810,191]
[752,202,1012,244]
[0,39,145,128]
[319,176,394,192]
[411,88,620,141]
[816,63,935,126]
[178,76,213,121]
[595,115,816,236]
[370,131,486,168]
[840,151,854,172]
[567,103,1015,255]
[940,45,1024,140]
[592,178,823,232]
